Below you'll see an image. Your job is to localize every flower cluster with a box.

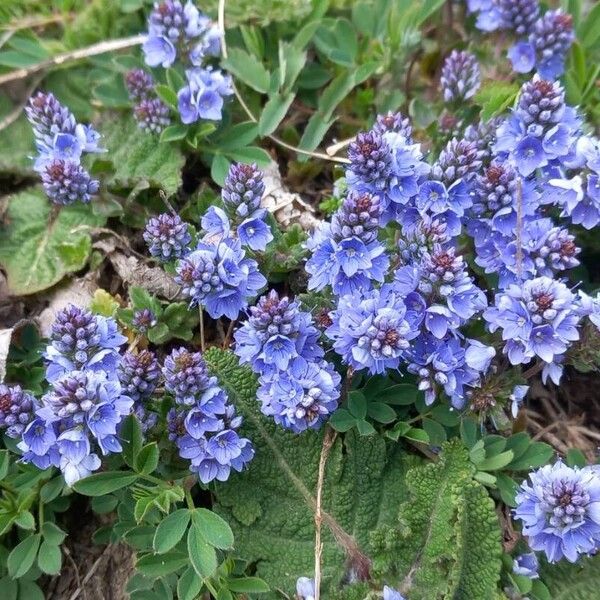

[467,1,573,79]
[163,348,253,482]
[18,370,133,485]
[514,461,600,563]
[44,304,127,382]
[25,92,103,204]
[0,384,36,439]
[144,212,192,262]
[234,290,339,433]
[440,50,480,103]
[125,68,171,134]
[175,237,266,319]
[15,306,130,485]
[141,1,231,124]
[306,190,389,295]
[202,162,273,251]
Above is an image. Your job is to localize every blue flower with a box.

[166,359,254,483]
[234,290,323,376]
[177,67,232,124]
[514,462,600,563]
[44,305,126,382]
[258,358,341,433]
[175,237,266,319]
[143,35,177,67]
[513,552,539,578]
[296,577,315,600]
[383,586,405,600]
[327,284,420,374]
[484,277,581,367]
[306,190,389,295]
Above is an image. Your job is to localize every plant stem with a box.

[185,486,195,511]
[314,427,337,600]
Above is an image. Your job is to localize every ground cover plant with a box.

[1,0,600,599]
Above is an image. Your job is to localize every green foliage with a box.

[0,188,105,295]
[540,554,600,600]
[205,347,420,596]
[94,116,186,197]
[370,440,502,599]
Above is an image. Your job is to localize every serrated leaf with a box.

[192,508,234,549]
[96,116,185,196]
[153,509,191,554]
[0,188,104,295]
[72,471,138,496]
[371,440,502,599]
[7,533,41,578]
[204,348,420,594]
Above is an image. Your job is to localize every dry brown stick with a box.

[217,0,350,165]
[0,35,145,87]
[314,428,337,600]
[67,544,114,600]
[0,73,45,132]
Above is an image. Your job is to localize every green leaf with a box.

[258,92,295,136]
[136,552,188,578]
[204,348,421,594]
[508,441,553,471]
[211,155,231,186]
[373,383,418,405]
[476,450,514,471]
[155,84,178,110]
[541,553,600,599]
[475,81,519,121]
[135,443,160,475]
[121,415,144,469]
[213,122,259,151]
[227,577,270,593]
[579,3,600,48]
[192,508,234,549]
[0,450,10,480]
[160,124,188,143]
[187,523,218,577]
[367,402,396,424]
[356,419,376,436]
[37,541,62,575]
[0,111,34,177]
[153,509,191,554]
[14,511,35,530]
[91,494,119,515]
[42,522,67,546]
[0,188,104,295]
[95,116,185,196]
[177,567,203,600]
[224,146,272,165]
[328,408,356,432]
[72,471,139,496]
[371,440,502,599]
[566,448,587,468]
[347,390,367,419]
[222,48,270,93]
[7,533,41,578]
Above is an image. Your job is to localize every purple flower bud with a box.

[372,111,412,140]
[440,50,481,103]
[118,350,161,403]
[529,9,574,79]
[347,131,392,191]
[498,0,540,36]
[132,309,157,334]
[432,138,484,187]
[41,159,99,205]
[143,213,191,262]
[222,162,265,219]
[0,384,36,438]
[134,98,171,134]
[125,68,155,101]
[163,347,215,405]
